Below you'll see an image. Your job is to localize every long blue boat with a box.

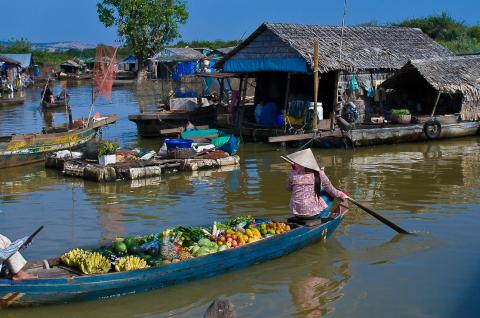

[0,202,348,307]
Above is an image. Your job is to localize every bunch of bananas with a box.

[78,252,111,275]
[60,248,90,267]
[114,256,149,272]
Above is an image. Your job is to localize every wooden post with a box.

[431,91,441,117]
[219,78,225,105]
[312,41,319,130]
[238,74,248,137]
[331,70,340,131]
[283,72,291,132]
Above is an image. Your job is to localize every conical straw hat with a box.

[286,148,320,172]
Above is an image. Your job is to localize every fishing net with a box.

[93,45,116,102]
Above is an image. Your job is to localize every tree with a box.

[97,0,188,81]
[2,38,32,53]
[395,12,464,41]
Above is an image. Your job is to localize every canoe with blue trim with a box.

[0,202,348,307]
[0,114,117,169]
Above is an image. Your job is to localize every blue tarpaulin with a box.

[224,57,307,73]
[0,53,32,68]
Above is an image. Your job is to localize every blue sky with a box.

[1,0,479,44]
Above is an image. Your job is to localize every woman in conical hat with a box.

[286,148,348,218]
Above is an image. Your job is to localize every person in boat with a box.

[0,234,37,280]
[286,148,348,219]
[42,87,55,103]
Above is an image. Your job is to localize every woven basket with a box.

[167,148,194,159]
[391,114,411,124]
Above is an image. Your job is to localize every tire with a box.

[423,119,442,139]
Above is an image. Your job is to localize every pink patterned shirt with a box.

[288,169,346,217]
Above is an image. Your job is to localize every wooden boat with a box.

[0,203,348,307]
[0,95,25,107]
[129,106,217,137]
[0,114,117,169]
[40,97,70,109]
[267,116,480,148]
[348,120,480,147]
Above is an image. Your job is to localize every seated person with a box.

[42,87,54,103]
[0,234,37,280]
[286,148,348,219]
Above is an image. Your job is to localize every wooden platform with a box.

[46,154,241,182]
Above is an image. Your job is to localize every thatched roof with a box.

[61,59,83,68]
[152,47,206,62]
[381,55,480,101]
[403,55,480,98]
[220,23,453,73]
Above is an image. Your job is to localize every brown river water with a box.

[1,82,479,317]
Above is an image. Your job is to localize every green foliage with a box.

[392,109,411,116]
[0,38,32,53]
[394,12,480,53]
[98,140,118,156]
[396,12,464,41]
[173,39,240,50]
[96,0,189,64]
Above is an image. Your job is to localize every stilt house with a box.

[218,23,454,137]
[381,55,480,121]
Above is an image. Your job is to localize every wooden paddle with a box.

[280,155,412,235]
[346,198,412,235]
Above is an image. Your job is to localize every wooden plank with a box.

[268,133,316,143]
[160,127,183,134]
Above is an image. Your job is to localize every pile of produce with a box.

[60,216,292,274]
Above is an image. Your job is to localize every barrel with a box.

[33,65,40,77]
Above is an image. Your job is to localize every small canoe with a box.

[0,114,117,169]
[0,95,25,107]
[41,97,69,109]
[0,203,348,307]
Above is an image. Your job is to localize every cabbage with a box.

[198,238,211,247]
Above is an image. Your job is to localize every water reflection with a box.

[1,83,480,317]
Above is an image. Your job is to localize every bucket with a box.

[164,138,194,150]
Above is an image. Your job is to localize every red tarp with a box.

[93,46,116,102]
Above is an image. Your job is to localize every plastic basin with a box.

[164,138,194,150]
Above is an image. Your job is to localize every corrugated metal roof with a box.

[0,55,21,65]
[152,47,206,62]
[0,53,32,68]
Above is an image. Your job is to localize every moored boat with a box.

[0,114,117,169]
[129,106,217,137]
[0,202,348,307]
[0,95,25,107]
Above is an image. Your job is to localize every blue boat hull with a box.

[0,215,345,307]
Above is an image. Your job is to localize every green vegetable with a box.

[98,140,118,156]
[198,238,212,247]
[392,109,411,116]
[113,241,127,255]
[224,216,255,228]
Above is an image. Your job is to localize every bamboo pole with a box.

[283,72,291,132]
[312,41,319,130]
[40,77,50,104]
[430,91,441,117]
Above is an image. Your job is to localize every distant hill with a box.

[0,40,95,52]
